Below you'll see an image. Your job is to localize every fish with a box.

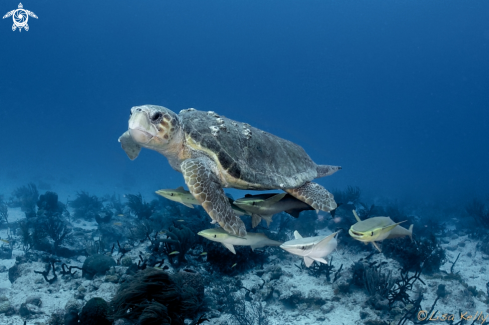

[176,220,185,222]
[280,231,338,267]
[0,239,9,244]
[231,263,237,268]
[200,252,207,256]
[233,193,315,228]
[197,228,282,254]
[117,214,124,217]
[169,251,180,255]
[113,222,122,226]
[348,210,413,252]
[156,187,247,217]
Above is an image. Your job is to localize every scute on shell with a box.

[179,109,318,189]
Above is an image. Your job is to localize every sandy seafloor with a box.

[0,179,488,325]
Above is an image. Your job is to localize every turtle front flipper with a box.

[118,131,142,160]
[181,157,247,237]
[286,182,337,212]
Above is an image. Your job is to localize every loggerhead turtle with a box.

[119,105,341,237]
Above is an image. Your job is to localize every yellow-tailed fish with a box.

[231,263,237,268]
[117,214,124,217]
[0,239,9,244]
[113,222,122,226]
[348,210,413,252]
[169,251,180,255]
[200,252,207,256]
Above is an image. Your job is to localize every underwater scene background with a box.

[0,1,488,324]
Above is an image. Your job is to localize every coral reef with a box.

[109,268,203,324]
[0,181,486,325]
[69,191,104,220]
[125,193,155,219]
[382,235,446,273]
[82,254,116,279]
[465,198,489,229]
[211,278,269,325]
[80,297,111,325]
[0,196,8,226]
[12,183,39,218]
[163,225,197,265]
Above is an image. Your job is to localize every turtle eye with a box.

[151,112,163,122]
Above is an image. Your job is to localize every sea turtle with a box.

[119,105,341,237]
[3,3,38,32]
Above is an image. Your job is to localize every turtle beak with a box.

[128,109,157,144]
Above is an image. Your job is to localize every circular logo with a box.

[418,310,428,321]
[13,10,28,27]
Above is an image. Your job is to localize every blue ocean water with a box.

[1,0,488,204]
[2,2,489,325]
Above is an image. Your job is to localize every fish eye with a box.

[170,193,174,196]
[371,232,373,236]
[252,202,255,205]
[301,246,305,250]
[214,235,216,238]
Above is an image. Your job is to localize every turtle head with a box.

[127,105,180,150]
[119,105,182,160]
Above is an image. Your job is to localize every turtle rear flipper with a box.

[286,181,337,212]
[181,157,247,237]
[316,165,341,178]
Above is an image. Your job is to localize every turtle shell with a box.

[179,109,318,189]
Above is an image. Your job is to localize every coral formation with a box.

[109,268,203,324]
[12,183,39,218]
[125,193,155,219]
[80,297,111,325]
[82,254,116,279]
[69,191,104,220]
